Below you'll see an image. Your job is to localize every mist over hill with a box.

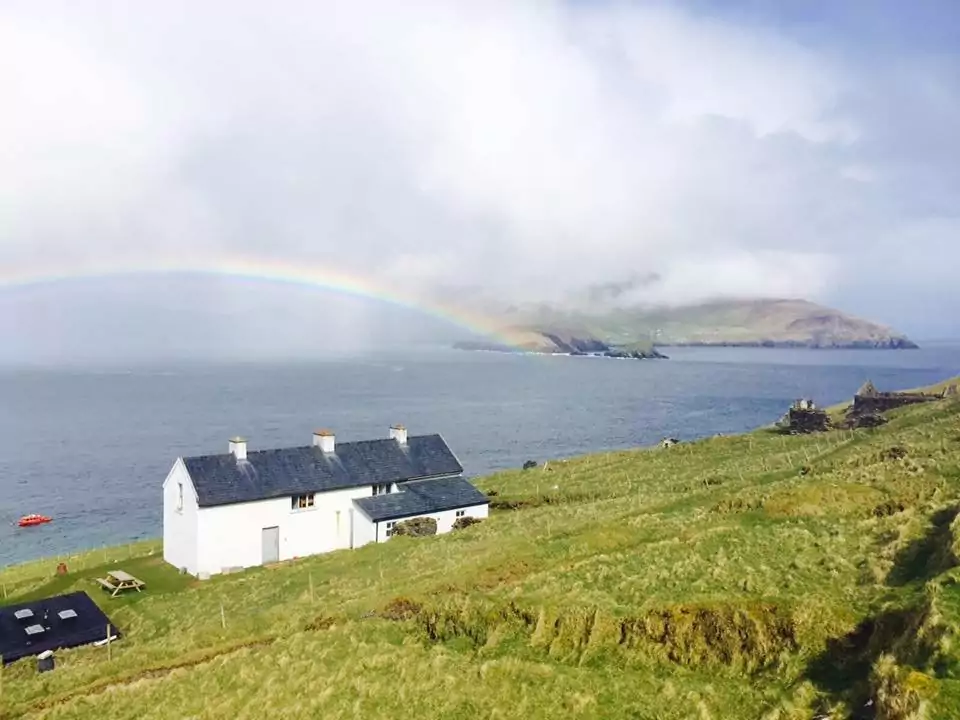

[458,296,917,353]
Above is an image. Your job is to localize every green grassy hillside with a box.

[2,382,960,719]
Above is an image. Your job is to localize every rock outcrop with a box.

[454,332,666,359]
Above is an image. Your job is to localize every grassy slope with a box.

[498,298,913,347]
[2,387,960,718]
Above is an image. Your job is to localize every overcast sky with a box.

[2,0,959,360]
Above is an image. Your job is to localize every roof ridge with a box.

[183,433,443,462]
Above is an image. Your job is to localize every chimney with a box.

[312,429,335,453]
[228,436,247,461]
[389,424,407,445]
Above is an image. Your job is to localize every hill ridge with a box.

[463,296,917,352]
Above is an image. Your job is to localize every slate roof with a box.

[353,476,489,522]
[183,434,463,508]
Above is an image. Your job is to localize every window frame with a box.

[176,482,184,512]
[291,493,316,511]
[455,510,466,518]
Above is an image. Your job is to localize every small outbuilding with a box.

[0,591,120,665]
[777,399,830,434]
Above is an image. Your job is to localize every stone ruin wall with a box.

[852,393,940,416]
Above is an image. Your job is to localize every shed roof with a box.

[353,476,489,522]
[183,434,462,508]
[0,591,121,665]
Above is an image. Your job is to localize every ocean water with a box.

[2,345,959,567]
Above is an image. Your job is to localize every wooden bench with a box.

[95,577,119,593]
[95,570,146,597]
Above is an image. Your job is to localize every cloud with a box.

[1,0,958,347]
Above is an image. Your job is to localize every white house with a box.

[162,425,489,577]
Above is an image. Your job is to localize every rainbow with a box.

[0,255,524,347]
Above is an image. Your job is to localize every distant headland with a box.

[453,297,917,355]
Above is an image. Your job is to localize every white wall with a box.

[351,510,377,549]
[372,502,489,543]
[194,484,377,576]
[162,459,198,574]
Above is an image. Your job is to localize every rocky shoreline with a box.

[452,339,667,359]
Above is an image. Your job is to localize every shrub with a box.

[872,500,907,518]
[392,517,437,537]
[453,516,483,531]
[381,596,423,621]
[880,446,909,462]
[869,654,932,720]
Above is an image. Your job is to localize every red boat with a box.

[18,514,52,527]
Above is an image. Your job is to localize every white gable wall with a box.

[162,459,198,575]
[194,484,379,576]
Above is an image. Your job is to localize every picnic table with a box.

[95,569,146,597]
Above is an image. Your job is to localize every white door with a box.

[261,526,279,564]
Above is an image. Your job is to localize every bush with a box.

[453,516,483,531]
[869,654,931,720]
[380,597,423,621]
[392,517,437,537]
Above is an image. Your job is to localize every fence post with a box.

[220,603,226,630]
[106,625,112,661]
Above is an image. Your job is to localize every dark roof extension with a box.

[353,476,489,522]
[183,434,462,508]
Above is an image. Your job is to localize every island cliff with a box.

[453,297,916,354]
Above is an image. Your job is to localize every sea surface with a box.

[2,345,960,567]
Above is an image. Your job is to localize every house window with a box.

[372,483,392,496]
[385,520,395,537]
[177,483,184,512]
[291,493,315,510]
[456,510,466,518]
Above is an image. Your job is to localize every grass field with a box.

[2,381,960,719]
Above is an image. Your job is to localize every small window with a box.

[385,521,395,538]
[291,493,315,510]
[176,482,184,511]
[372,483,392,496]
[455,510,466,518]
